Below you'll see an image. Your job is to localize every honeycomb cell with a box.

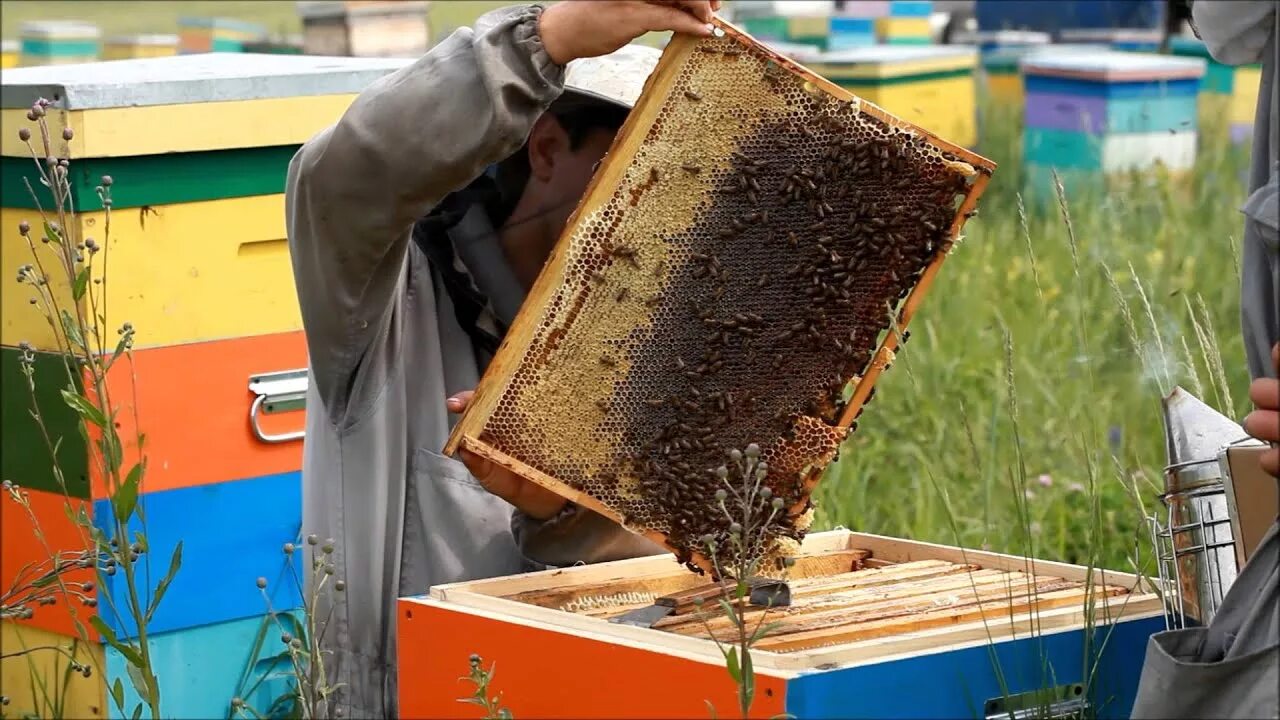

[472,31,989,572]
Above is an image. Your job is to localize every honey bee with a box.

[684,89,702,101]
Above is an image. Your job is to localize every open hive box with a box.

[446,19,995,574]
[399,530,1166,718]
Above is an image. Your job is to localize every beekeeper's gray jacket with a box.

[1131,3,1278,719]
[284,5,662,717]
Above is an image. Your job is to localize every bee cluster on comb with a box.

[449,25,994,574]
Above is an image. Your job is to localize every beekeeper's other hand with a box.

[1243,343,1280,477]
[539,0,721,66]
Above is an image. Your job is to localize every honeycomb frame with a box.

[446,19,996,575]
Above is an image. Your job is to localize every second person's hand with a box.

[539,1,722,66]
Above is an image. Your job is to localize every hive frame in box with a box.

[445,18,995,571]
[417,530,1164,673]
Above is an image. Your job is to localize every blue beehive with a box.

[1020,50,1206,204]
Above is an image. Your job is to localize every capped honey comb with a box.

[446,21,996,575]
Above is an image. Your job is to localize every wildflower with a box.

[62,127,74,141]
[760,487,773,499]
[17,128,29,142]
[281,632,293,644]
[771,497,784,510]
[714,489,727,502]
[256,577,267,589]
[1037,473,1053,488]
[1068,482,1085,494]
[283,542,295,555]
[100,175,112,187]
[17,221,29,235]
[335,580,346,592]
[1024,488,1036,501]
[469,653,481,667]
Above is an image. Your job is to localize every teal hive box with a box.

[178,16,268,54]
[107,613,301,719]
[741,16,790,41]
[19,21,100,67]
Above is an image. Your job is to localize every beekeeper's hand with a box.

[447,390,569,519]
[539,0,722,66]
[1243,343,1280,478]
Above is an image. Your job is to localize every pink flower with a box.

[1037,474,1053,488]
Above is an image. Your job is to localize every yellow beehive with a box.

[102,34,179,60]
[1,40,18,68]
[446,22,994,573]
[815,45,979,149]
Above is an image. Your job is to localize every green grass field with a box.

[814,102,1254,576]
[0,0,1258,578]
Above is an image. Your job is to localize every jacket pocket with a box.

[1132,628,1280,719]
[400,449,523,593]
[1242,165,1279,252]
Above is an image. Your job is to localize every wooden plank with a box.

[786,559,971,594]
[438,530,859,600]
[756,586,1127,652]
[660,568,1040,635]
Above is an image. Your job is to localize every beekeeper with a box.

[284,2,721,716]
[1132,2,1278,718]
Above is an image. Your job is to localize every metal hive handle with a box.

[248,369,308,444]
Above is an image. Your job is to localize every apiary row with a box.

[741,0,934,51]
[0,53,411,719]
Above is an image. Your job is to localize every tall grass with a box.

[816,94,1255,573]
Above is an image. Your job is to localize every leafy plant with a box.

[3,98,180,720]
[458,654,512,720]
[232,536,345,720]
[692,444,791,720]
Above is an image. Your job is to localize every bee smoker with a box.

[1147,387,1254,629]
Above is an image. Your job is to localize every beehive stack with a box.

[876,0,933,45]
[177,16,268,54]
[19,21,100,66]
[828,3,885,51]
[1020,50,1206,205]
[445,22,993,575]
[815,45,979,149]
[297,1,431,58]
[401,530,1167,718]
[0,53,411,718]
[1170,35,1260,145]
[1,40,18,68]
[1059,26,1163,52]
[101,34,179,61]
[956,30,1051,105]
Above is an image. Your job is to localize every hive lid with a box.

[1059,27,1163,43]
[177,16,268,33]
[19,20,101,40]
[955,30,1052,47]
[297,0,430,19]
[833,1,890,19]
[819,44,977,78]
[0,53,412,111]
[104,34,180,46]
[1021,50,1206,82]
